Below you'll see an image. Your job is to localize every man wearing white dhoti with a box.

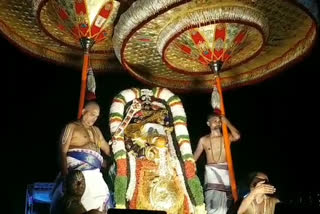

[204,163,231,214]
[194,113,240,214]
[50,102,111,214]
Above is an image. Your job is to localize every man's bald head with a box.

[84,101,100,112]
[81,101,100,127]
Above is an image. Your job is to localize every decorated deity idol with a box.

[109,87,206,214]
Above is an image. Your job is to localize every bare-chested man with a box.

[194,113,240,214]
[51,101,111,214]
[237,172,278,214]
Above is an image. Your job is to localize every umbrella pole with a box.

[77,53,90,119]
[210,61,239,201]
[77,38,95,119]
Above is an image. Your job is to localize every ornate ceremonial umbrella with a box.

[113,0,319,200]
[0,0,120,118]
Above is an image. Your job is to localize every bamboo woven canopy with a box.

[0,0,135,71]
[0,0,318,90]
[113,0,319,91]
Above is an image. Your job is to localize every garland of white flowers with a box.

[158,148,167,177]
[152,87,205,213]
[166,129,194,213]
[126,152,136,201]
[110,88,141,208]
[152,87,193,159]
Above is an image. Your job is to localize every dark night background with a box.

[4,26,320,213]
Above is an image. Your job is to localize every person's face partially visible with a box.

[251,173,269,188]
[82,106,100,127]
[208,116,221,130]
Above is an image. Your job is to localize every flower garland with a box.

[152,87,205,212]
[109,87,205,211]
[166,128,193,211]
[158,148,167,177]
[110,88,141,208]
[130,159,157,209]
[126,152,136,201]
